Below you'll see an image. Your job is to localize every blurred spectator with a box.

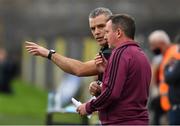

[0,48,17,94]
[148,55,164,125]
[148,30,180,124]
[163,34,180,124]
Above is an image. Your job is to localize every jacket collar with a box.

[116,41,139,50]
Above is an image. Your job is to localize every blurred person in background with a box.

[148,30,180,124]
[163,33,180,124]
[148,54,163,125]
[25,7,112,97]
[0,48,16,94]
[77,14,151,125]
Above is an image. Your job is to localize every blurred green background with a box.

[0,79,98,125]
[0,79,47,125]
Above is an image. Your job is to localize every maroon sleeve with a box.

[86,47,129,114]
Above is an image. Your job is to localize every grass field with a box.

[0,79,48,125]
[0,78,99,125]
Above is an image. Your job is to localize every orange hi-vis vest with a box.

[159,44,180,111]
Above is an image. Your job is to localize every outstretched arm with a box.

[25,41,99,77]
[51,53,98,76]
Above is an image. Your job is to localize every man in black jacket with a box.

[164,45,180,124]
[0,48,16,94]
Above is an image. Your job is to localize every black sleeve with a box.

[103,49,111,60]
[165,60,180,85]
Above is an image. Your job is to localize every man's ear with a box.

[116,28,122,38]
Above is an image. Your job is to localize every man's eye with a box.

[91,28,95,31]
[98,25,105,29]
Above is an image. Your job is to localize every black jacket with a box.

[98,44,111,81]
[165,59,180,104]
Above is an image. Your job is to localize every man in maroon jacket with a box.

[77,14,151,125]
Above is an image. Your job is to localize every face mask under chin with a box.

[152,48,161,55]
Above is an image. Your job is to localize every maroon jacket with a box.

[86,41,151,125]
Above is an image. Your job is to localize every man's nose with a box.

[104,34,107,40]
[95,28,100,35]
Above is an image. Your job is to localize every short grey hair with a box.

[89,7,112,19]
[148,30,170,44]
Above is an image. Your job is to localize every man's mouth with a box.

[96,37,104,42]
